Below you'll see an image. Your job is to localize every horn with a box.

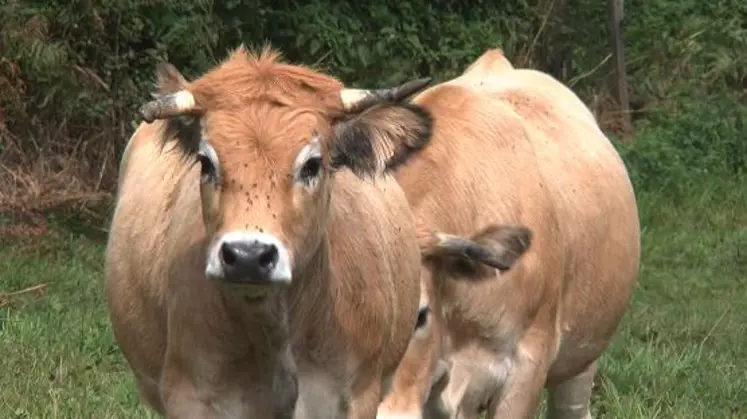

[340,77,433,113]
[138,90,196,123]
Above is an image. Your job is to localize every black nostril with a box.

[218,239,281,282]
[220,242,238,266]
[258,244,279,269]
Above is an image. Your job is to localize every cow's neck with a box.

[218,286,292,355]
[288,229,331,298]
[218,286,300,415]
[286,232,342,354]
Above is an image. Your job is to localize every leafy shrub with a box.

[618,90,747,197]
[0,0,745,214]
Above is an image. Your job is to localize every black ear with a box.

[423,224,533,279]
[328,102,433,179]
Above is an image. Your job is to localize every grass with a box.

[1,178,745,419]
[0,212,156,419]
[589,179,747,418]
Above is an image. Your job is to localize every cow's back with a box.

[486,76,640,379]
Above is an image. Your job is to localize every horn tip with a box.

[412,77,433,90]
[138,103,157,124]
[394,77,434,101]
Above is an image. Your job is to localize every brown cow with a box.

[376,49,641,419]
[105,45,439,418]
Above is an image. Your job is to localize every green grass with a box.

[1,179,745,418]
[0,214,156,419]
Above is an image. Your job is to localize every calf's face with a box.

[379,272,448,418]
[377,224,533,418]
[138,46,433,297]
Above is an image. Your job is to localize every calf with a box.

[377,48,641,419]
[105,45,436,418]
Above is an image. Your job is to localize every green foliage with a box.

[226,1,538,86]
[618,90,747,198]
[0,0,535,170]
[0,0,745,203]
[624,0,747,98]
[0,0,219,142]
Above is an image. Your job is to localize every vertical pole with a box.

[607,0,633,140]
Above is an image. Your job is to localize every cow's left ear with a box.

[423,224,533,279]
[328,102,433,179]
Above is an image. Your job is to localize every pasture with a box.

[2,1,746,418]
[1,177,745,418]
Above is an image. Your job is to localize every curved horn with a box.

[340,77,433,113]
[138,90,196,123]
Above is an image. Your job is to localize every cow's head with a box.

[138,45,432,298]
[379,274,450,419]
[377,224,532,418]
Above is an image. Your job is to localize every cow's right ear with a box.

[423,224,532,279]
[328,102,433,179]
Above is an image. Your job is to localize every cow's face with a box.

[378,272,448,419]
[377,224,533,418]
[137,46,433,298]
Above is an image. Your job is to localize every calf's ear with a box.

[328,102,433,179]
[423,224,533,279]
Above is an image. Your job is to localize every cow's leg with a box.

[348,372,383,419]
[485,365,546,419]
[485,339,555,419]
[545,361,597,419]
[439,361,480,419]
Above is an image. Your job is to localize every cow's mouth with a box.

[219,280,276,301]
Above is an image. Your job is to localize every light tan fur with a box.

[377,49,641,419]
[106,46,432,418]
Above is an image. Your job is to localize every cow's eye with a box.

[196,141,220,184]
[415,306,429,329]
[294,137,323,187]
[197,151,217,183]
[300,156,322,181]
[198,153,212,175]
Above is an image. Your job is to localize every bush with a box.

[618,90,747,198]
[0,0,745,217]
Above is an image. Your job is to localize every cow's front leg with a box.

[546,360,597,419]
[486,358,547,418]
[487,337,555,419]
[347,372,383,419]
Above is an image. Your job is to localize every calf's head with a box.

[377,224,533,418]
[139,46,433,297]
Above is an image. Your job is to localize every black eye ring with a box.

[197,153,214,178]
[300,156,323,181]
